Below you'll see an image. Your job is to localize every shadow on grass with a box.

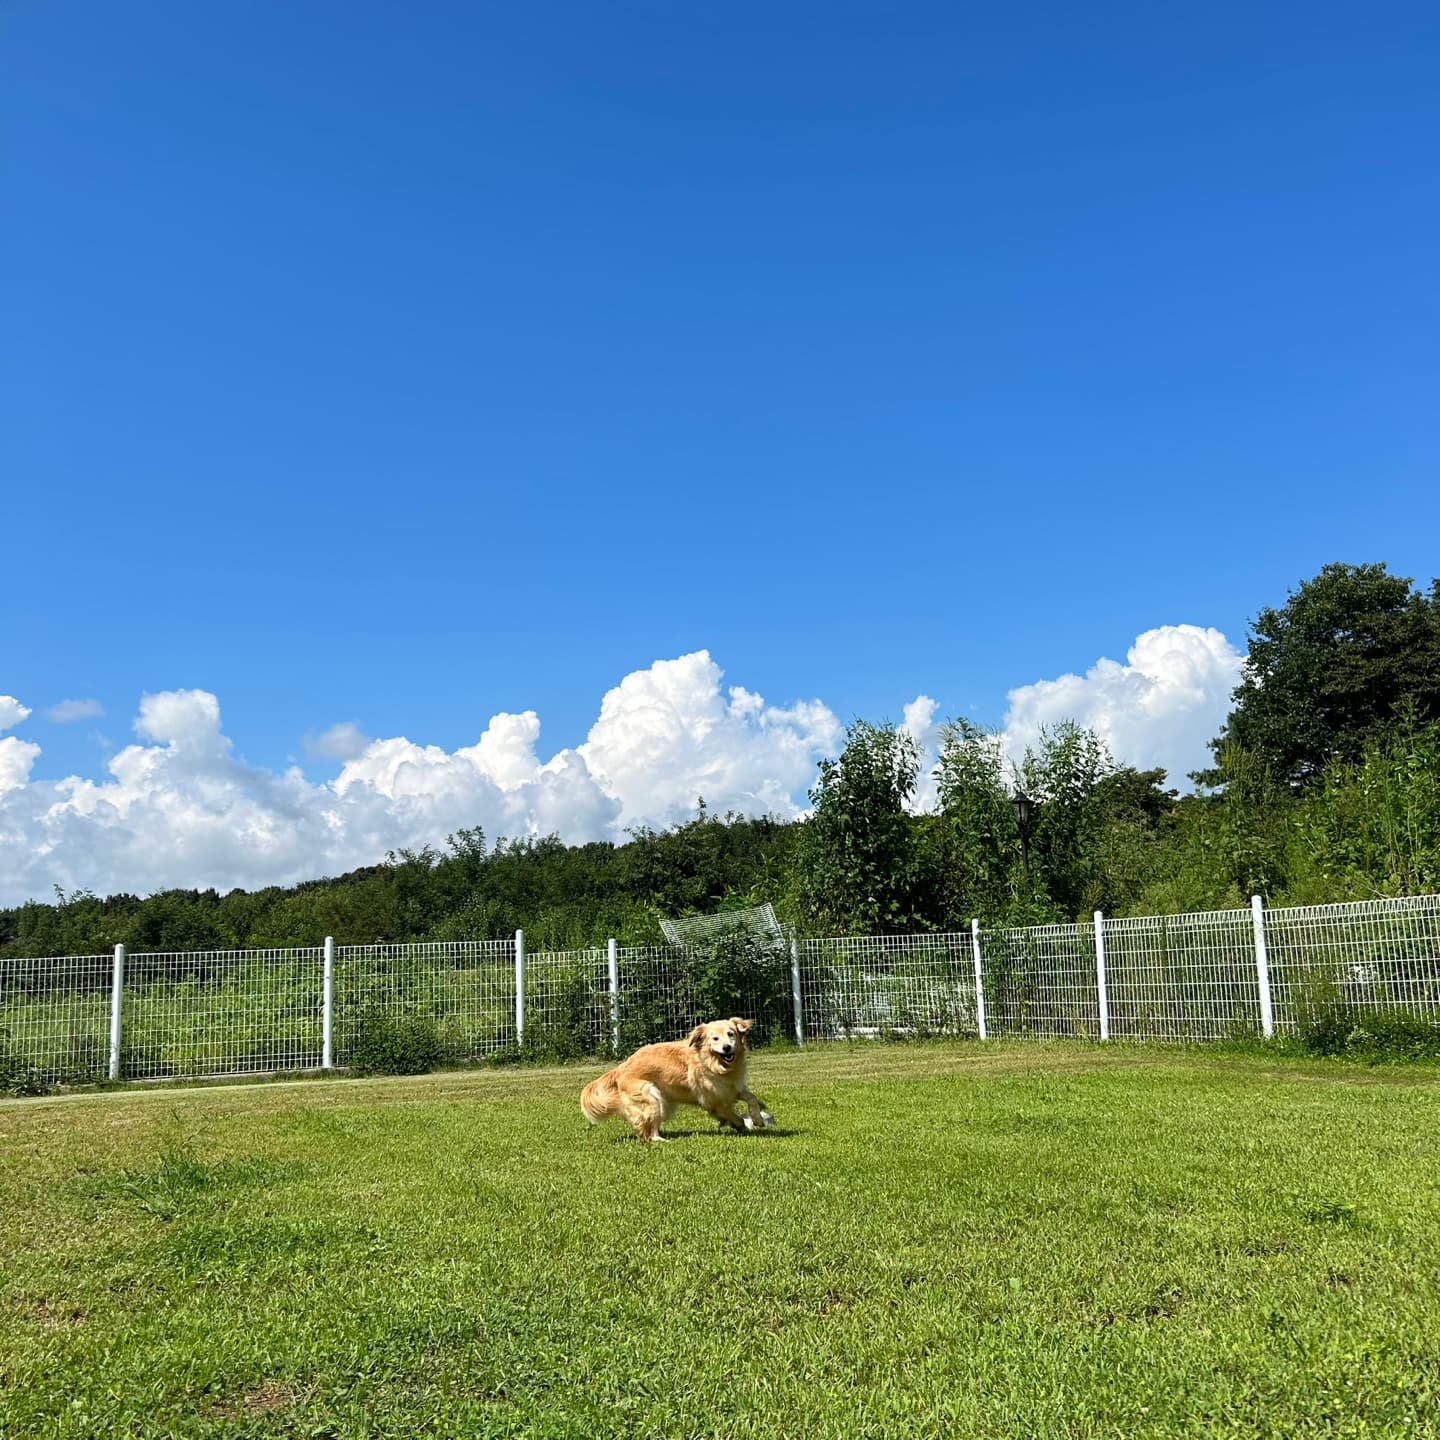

[606,1126,806,1142]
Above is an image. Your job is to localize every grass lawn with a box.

[2,1043,1439,1439]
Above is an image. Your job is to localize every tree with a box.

[791,720,928,934]
[933,718,1021,924]
[1020,723,1115,918]
[1205,563,1440,790]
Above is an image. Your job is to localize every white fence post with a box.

[515,929,526,1046]
[970,919,987,1041]
[607,938,620,1053]
[1251,895,1275,1039]
[322,936,335,1069]
[108,943,125,1082]
[790,934,805,1046]
[1094,911,1110,1041]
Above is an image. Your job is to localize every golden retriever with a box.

[580,1018,776,1142]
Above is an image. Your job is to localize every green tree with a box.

[791,720,929,934]
[1017,723,1177,919]
[1206,563,1440,790]
[1283,711,1440,903]
[933,719,1021,924]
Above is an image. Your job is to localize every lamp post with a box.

[1011,788,1035,883]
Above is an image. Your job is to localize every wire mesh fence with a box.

[524,946,612,1059]
[612,942,792,1052]
[336,939,515,1066]
[123,947,325,1079]
[4,892,1440,1088]
[1264,894,1440,1032]
[797,933,979,1040]
[0,952,113,1087]
[980,921,1101,1039]
[1101,908,1259,1041]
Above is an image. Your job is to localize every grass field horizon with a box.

[3,1042,1439,1437]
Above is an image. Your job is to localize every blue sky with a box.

[2,1,1437,899]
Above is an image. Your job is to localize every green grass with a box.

[3,1044,1439,1438]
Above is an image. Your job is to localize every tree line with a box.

[4,562,1438,960]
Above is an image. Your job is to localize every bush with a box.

[688,928,790,1042]
[1293,974,1440,1061]
[520,964,600,1063]
[1293,975,1355,1057]
[348,1009,443,1076]
[0,1031,52,1097]
[59,1031,108,1087]
[1341,1009,1440,1061]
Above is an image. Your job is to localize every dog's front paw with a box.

[759,1110,776,1128]
[742,1114,756,1132]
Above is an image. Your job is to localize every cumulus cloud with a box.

[578,653,843,828]
[1002,625,1243,786]
[0,698,39,797]
[304,721,370,762]
[0,654,844,905]
[0,696,31,733]
[900,695,942,812]
[47,698,106,723]
[0,737,42,795]
[0,634,1244,905]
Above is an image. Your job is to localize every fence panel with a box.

[613,944,699,1051]
[0,952,113,1086]
[1264,895,1440,1032]
[120,947,324,1079]
[798,933,979,1040]
[335,940,515,1065]
[1103,909,1258,1040]
[524,947,611,1057]
[613,942,793,1051]
[982,921,1100,1039]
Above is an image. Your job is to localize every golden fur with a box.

[580,1018,776,1142]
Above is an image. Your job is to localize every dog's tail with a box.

[580,1069,621,1125]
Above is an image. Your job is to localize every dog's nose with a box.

[721,1044,733,1056]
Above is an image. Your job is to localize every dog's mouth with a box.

[715,1051,736,1067]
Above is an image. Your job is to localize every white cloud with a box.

[47,698,106,724]
[304,721,370,762]
[0,738,41,795]
[0,634,1245,905]
[0,696,32,733]
[577,653,843,829]
[0,698,39,798]
[901,695,941,812]
[1002,624,1243,786]
[0,653,843,905]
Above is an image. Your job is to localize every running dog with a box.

[579,1018,776,1142]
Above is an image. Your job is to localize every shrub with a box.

[1293,974,1355,1057]
[1341,1009,1440,1061]
[348,1009,443,1076]
[688,927,790,1042]
[1293,973,1440,1061]
[520,964,599,1063]
[0,1031,52,1097]
[59,1030,108,1086]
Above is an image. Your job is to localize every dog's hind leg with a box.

[739,1086,776,1129]
[620,1082,668,1142]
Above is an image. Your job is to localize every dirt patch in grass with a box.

[208,1379,304,1419]
[10,1296,89,1331]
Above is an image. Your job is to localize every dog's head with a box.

[687,1017,752,1068]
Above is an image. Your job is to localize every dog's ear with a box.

[730,1017,753,1036]
[688,1025,707,1050]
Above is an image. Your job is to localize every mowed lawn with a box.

[3,1045,1439,1439]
